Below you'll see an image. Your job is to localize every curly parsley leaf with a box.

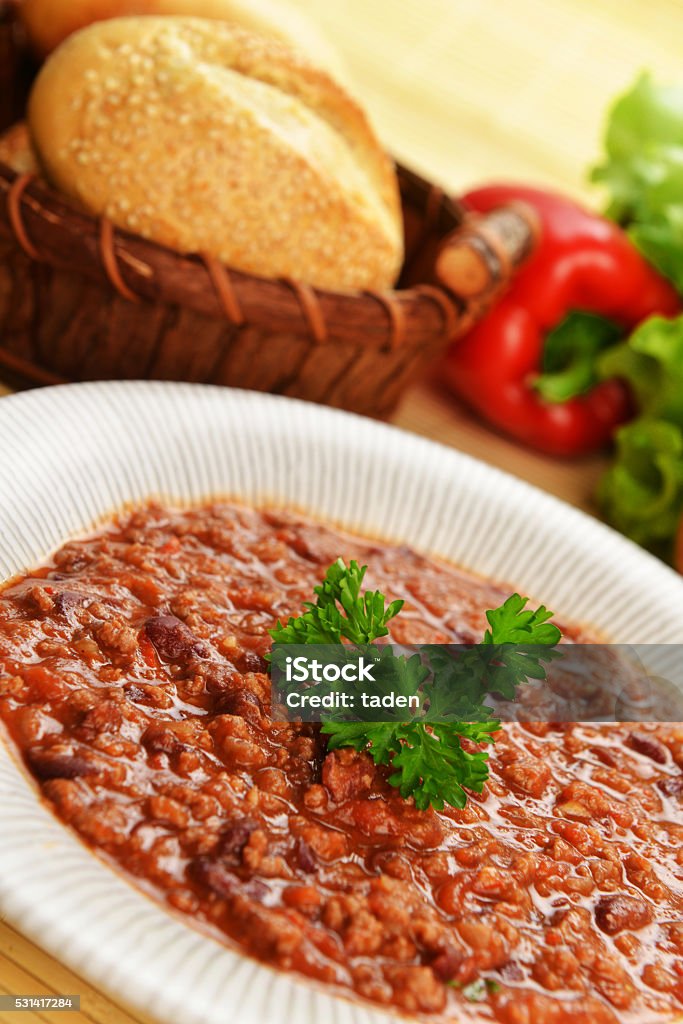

[391,721,498,810]
[484,593,561,645]
[269,558,404,648]
[422,594,562,714]
[324,721,402,765]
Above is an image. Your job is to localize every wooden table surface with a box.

[2,0,681,1021]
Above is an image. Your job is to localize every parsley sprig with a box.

[270,559,404,645]
[270,560,561,811]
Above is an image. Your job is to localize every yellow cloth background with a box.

[302,0,683,200]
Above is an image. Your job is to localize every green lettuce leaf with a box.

[599,314,683,424]
[591,72,683,292]
[597,418,683,556]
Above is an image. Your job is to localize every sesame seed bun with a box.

[28,17,403,291]
[19,0,347,81]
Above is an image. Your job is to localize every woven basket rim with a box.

[0,159,466,351]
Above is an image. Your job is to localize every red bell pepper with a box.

[442,185,681,456]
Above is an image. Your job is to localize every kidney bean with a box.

[26,747,95,780]
[53,590,89,619]
[295,838,317,874]
[657,775,683,798]
[595,895,653,935]
[216,688,263,724]
[629,732,669,765]
[431,948,464,982]
[145,615,207,661]
[219,821,258,862]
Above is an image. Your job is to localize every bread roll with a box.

[28,18,403,292]
[0,123,39,176]
[19,0,346,81]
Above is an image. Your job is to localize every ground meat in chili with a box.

[0,503,681,1023]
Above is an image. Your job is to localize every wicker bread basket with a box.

[0,2,537,415]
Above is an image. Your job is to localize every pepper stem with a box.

[534,311,622,403]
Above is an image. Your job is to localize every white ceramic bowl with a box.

[1,381,682,1024]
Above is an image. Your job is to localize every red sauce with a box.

[0,503,681,1022]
